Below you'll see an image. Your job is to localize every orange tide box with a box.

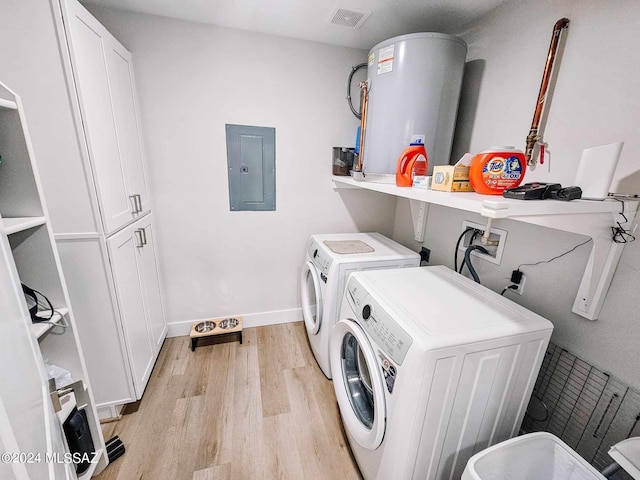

[431,154,474,192]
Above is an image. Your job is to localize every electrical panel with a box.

[225,124,276,211]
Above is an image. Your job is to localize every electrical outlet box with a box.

[459,220,507,265]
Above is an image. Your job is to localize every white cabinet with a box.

[42,0,168,418]
[61,0,149,234]
[0,82,107,478]
[107,214,163,398]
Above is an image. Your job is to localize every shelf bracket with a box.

[512,204,637,321]
[409,200,428,242]
[572,210,635,320]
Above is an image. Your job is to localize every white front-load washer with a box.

[330,266,554,480]
[300,232,419,379]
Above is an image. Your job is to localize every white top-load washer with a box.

[330,266,554,480]
[300,232,419,379]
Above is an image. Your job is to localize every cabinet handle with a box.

[135,194,143,213]
[129,195,139,214]
[134,229,145,248]
[140,226,147,246]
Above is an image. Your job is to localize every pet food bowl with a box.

[218,318,239,330]
[194,321,216,333]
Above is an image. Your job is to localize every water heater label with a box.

[368,53,374,67]
[377,45,394,75]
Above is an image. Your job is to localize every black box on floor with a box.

[106,436,126,463]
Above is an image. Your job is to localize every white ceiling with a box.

[81,0,512,50]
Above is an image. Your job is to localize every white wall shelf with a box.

[31,307,69,339]
[333,175,639,320]
[0,98,17,110]
[3,216,47,234]
[332,176,631,219]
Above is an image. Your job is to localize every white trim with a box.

[97,404,125,422]
[54,232,101,241]
[167,307,302,337]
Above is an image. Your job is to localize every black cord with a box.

[501,285,518,296]
[612,223,636,243]
[454,227,475,272]
[517,238,593,270]
[461,245,489,283]
[609,198,636,243]
[612,197,626,220]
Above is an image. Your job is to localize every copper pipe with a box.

[525,18,570,166]
[355,81,369,172]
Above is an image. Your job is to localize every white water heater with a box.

[363,33,467,181]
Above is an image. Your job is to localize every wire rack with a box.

[523,343,640,479]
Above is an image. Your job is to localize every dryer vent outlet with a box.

[460,220,507,265]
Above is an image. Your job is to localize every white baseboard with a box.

[97,404,125,422]
[166,307,302,338]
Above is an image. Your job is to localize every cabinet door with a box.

[62,0,134,234]
[56,238,136,406]
[104,40,150,216]
[135,215,167,355]
[107,222,154,399]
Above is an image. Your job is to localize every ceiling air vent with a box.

[330,8,371,29]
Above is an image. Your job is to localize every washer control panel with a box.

[346,277,413,365]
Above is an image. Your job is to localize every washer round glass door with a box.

[301,260,322,335]
[330,318,386,450]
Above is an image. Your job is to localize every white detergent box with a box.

[413,175,432,189]
[431,153,474,192]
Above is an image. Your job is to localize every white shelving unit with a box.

[0,81,107,478]
[333,175,639,320]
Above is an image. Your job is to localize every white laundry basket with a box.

[462,432,606,480]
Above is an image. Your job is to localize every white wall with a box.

[453,0,640,192]
[85,7,398,330]
[395,0,640,390]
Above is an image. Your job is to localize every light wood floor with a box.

[96,322,362,480]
